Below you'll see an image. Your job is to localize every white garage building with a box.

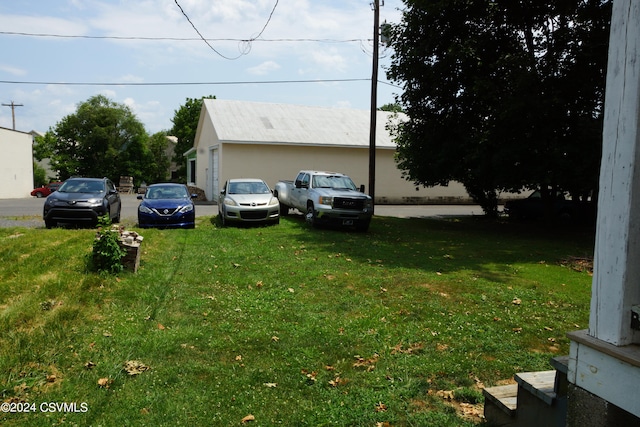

[187,99,472,204]
[0,127,34,199]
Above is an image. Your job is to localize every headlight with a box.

[179,204,194,213]
[224,197,238,207]
[139,205,153,214]
[319,196,333,206]
[268,197,279,206]
[88,198,102,206]
[46,198,59,205]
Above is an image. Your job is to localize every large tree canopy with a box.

[387,0,611,216]
[170,95,215,181]
[48,95,152,185]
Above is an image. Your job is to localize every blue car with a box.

[137,183,197,229]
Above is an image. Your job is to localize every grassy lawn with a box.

[0,214,594,426]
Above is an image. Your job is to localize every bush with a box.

[92,216,126,274]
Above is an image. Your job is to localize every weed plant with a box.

[0,215,594,426]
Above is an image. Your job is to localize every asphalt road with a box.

[0,194,486,228]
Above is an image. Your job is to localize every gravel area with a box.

[0,218,45,229]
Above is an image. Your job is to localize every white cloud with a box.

[308,49,348,73]
[247,61,281,76]
[0,64,27,76]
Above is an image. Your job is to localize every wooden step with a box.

[483,383,518,416]
[515,370,557,405]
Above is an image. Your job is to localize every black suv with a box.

[43,177,121,228]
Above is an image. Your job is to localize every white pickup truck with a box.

[274,170,373,231]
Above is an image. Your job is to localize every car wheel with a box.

[306,203,319,228]
[45,220,56,229]
[220,208,227,226]
[280,203,290,216]
[113,206,121,224]
[35,192,44,198]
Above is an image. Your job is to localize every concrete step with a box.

[515,370,557,405]
[483,384,518,416]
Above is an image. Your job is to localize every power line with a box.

[0,79,402,90]
[173,0,279,60]
[0,78,375,86]
[0,31,368,44]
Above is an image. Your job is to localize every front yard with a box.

[0,215,594,426]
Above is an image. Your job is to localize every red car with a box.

[31,182,62,198]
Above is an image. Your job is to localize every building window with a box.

[189,159,196,184]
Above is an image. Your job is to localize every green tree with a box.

[170,95,215,181]
[379,103,404,113]
[33,132,55,162]
[146,131,171,184]
[33,162,47,187]
[49,95,151,185]
[387,0,611,216]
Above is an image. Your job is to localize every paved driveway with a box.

[0,194,485,227]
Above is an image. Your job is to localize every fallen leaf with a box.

[436,390,454,400]
[329,376,347,387]
[263,382,277,388]
[512,327,523,333]
[123,360,150,376]
[375,402,388,412]
[271,336,279,342]
[97,377,111,388]
[241,414,255,423]
[157,323,166,330]
[512,298,522,305]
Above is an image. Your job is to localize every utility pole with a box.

[368,0,381,213]
[2,101,24,130]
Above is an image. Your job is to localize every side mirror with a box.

[191,193,198,199]
[137,195,143,200]
[359,184,365,193]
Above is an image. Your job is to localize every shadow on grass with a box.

[280,211,595,285]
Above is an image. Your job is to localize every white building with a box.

[0,126,34,198]
[188,99,472,204]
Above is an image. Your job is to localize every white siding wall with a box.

[205,142,471,204]
[0,127,33,199]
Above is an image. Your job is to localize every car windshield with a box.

[58,180,104,193]
[227,181,271,195]
[146,186,189,199]
[312,175,357,190]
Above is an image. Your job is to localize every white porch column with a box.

[589,0,640,347]
[567,1,640,421]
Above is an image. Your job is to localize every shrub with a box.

[92,215,126,274]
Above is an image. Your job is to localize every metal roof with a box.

[203,99,405,149]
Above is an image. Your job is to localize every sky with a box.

[0,0,405,135]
